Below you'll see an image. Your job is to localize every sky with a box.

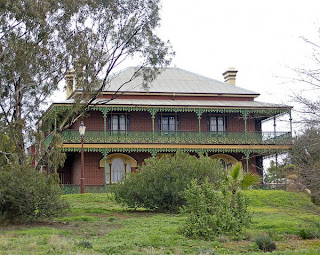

[157,0,320,132]
[53,0,320,132]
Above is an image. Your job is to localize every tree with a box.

[0,0,173,168]
[264,160,287,183]
[289,128,320,203]
[289,29,320,203]
[292,29,320,126]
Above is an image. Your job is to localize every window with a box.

[109,113,129,132]
[208,115,227,132]
[100,154,137,184]
[159,113,179,132]
[106,158,131,183]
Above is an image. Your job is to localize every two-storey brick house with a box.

[43,67,292,190]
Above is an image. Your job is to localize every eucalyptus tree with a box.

[289,128,320,203]
[292,30,320,126]
[0,0,173,167]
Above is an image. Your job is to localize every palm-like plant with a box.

[227,162,260,194]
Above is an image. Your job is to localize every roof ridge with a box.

[102,66,260,96]
[166,67,259,95]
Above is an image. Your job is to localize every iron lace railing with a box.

[57,130,292,145]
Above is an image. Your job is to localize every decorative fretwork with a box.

[61,146,289,156]
[45,104,291,121]
[59,130,292,145]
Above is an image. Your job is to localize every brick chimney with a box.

[65,69,75,99]
[222,68,238,85]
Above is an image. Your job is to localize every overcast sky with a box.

[158,0,320,106]
[53,0,320,132]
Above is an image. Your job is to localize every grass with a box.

[0,190,319,254]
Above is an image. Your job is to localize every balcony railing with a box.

[54,130,292,145]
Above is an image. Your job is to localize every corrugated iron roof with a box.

[103,67,260,95]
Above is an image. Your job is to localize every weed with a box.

[255,235,277,252]
[217,235,229,243]
[299,229,320,239]
[195,247,215,255]
[78,240,93,249]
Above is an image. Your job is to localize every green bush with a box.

[255,236,276,252]
[0,165,68,223]
[112,153,224,212]
[181,179,251,239]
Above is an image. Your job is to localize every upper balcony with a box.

[54,130,292,146]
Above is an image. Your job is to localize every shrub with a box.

[112,153,224,212]
[255,236,276,252]
[0,165,68,223]
[181,179,251,239]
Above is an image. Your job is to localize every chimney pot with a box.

[223,68,238,85]
[65,69,75,99]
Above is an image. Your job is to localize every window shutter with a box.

[207,114,210,131]
[225,116,228,132]
[177,115,179,131]
[108,114,111,131]
[158,115,161,131]
[127,114,130,131]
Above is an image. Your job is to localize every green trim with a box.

[59,130,292,146]
[46,104,290,116]
[61,147,290,155]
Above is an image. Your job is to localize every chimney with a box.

[222,68,238,85]
[65,69,75,99]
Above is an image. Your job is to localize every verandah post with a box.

[103,149,108,192]
[245,150,249,173]
[243,110,248,144]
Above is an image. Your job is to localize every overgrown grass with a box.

[0,190,319,254]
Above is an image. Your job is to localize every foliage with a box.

[0,191,320,254]
[226,162,260,194]
[0,165,68,223]
[78,240,93,249]
[264,160,295,183]
[298,224,320,239]
[181,179,251,239]
[112,153,224,212]
[0,0,173,168]
[255,236,277,252]
[289,128,320,203]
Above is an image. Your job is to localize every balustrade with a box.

[55,130,292,145]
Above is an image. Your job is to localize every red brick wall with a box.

[84,152,104,185]
[180,112,199,131]
[71,152,105,185]
[72,153,81,185]
[70,111,104,130]
[128,152,152,167]
[129,112,152,131]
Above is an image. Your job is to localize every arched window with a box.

[111,158,125,183]
[100,153,136,184]
[210,154,238,170]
